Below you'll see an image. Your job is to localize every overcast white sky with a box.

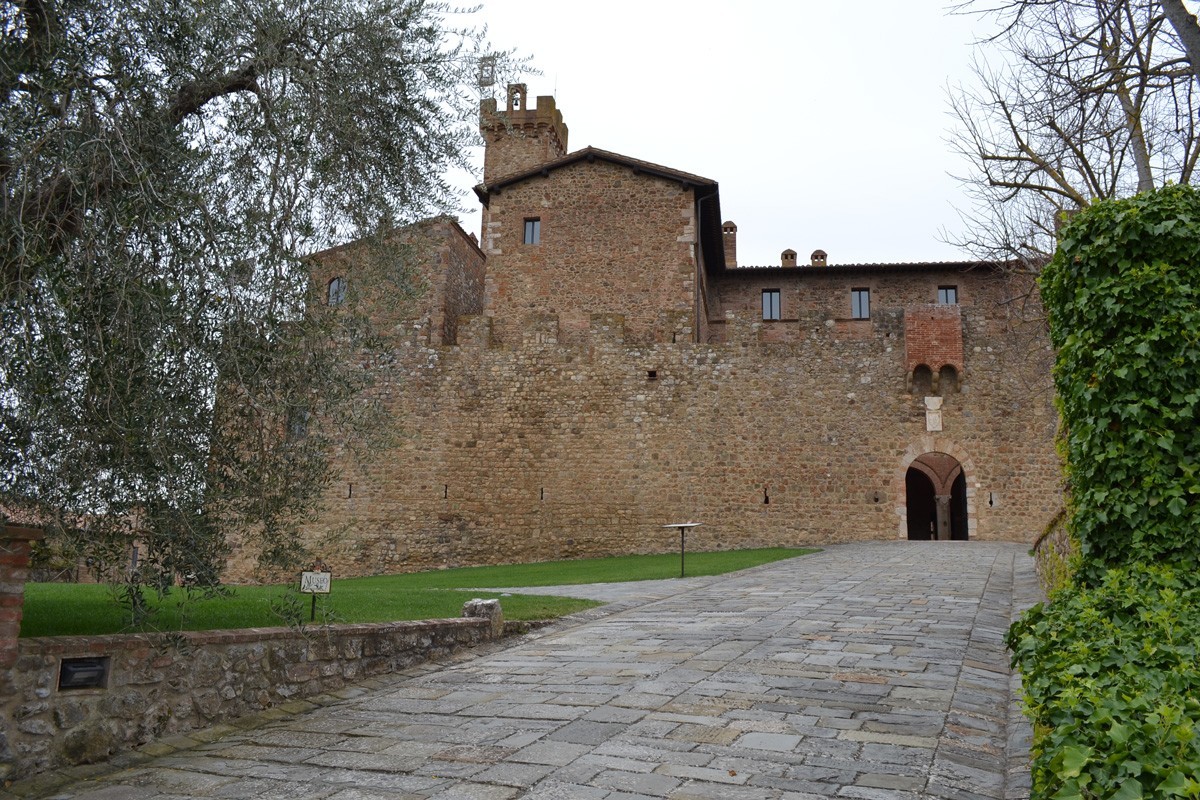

[454,1,988,266]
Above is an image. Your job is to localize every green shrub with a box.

[1023,186,1200,798]
[1040,184,1200,584]
[1007,564,1200,798]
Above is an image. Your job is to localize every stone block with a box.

[462,599,504,638]
[60,721,120,765]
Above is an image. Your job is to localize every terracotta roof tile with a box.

[722,260,1005,274]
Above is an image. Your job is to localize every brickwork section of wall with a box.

[906,302,965,374]
[481,159,698,346]
[696,254,716,345]
[1,614,498,780]
[223,263,1061,581]
[0,526,43,668]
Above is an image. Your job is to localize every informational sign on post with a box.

[300,571,332,594]
[299,562,332,621]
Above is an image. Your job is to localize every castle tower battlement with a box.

[480,84,569,182]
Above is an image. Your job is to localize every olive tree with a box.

[1,0,518,610]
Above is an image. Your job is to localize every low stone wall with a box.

[1031,507,1074,595]
[0,600,503,781]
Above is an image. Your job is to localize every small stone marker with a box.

[462,598,504,637]
[924,396,944,432]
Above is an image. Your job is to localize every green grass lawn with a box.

[20,547,817,638]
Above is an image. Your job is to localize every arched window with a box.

[911,364,934,396]
[507,84,526,111]
[327,276,346,306]
[939,364,960,393]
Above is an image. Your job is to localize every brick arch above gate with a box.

[893,436,980,540]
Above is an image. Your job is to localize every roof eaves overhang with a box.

[716,261,1006,277]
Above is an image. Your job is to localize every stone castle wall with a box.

[480,159,698,347]
[309,216,486,343]
[710,267,1005,343]
[224,264,1061,581]
[425,218,487,346]
[271,87,1063,583]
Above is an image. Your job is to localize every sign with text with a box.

[299,571,332,594]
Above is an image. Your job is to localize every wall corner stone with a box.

[1,525,44,669]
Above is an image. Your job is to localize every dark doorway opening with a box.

[950,471,968,540]
[905,452,968,541]
[905,468,936,540]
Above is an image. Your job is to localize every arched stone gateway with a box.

[905,453,967,540]
[895,438,978,540]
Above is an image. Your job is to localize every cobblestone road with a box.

[11,542,1041,800]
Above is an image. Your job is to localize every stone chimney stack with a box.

[480,83,569,183]
[781,249,797,268]
[811,249,827,267]
[722,221,738,268]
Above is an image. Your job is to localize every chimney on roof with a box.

[781,249,797,268]
[722,221,737,268]
[811,249,827,267]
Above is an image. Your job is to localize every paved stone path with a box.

[12,542,1041,800]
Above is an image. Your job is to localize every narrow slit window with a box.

[523,218,541,244]
[938,286,958,304]
[851,288,870,320]
[762,289,781,321]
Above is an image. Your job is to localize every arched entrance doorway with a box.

[905,452,968,540]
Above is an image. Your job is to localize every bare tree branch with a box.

[1162,0,1200,83]
[947,0,1197,260]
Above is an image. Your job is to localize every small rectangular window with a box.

[762,289,781,321]
[523,218,541,244]
[938,286,958,304]
[851,288,870,320]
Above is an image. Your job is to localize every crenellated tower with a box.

[479,84,569,183]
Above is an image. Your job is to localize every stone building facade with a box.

[228,85,1061,579]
